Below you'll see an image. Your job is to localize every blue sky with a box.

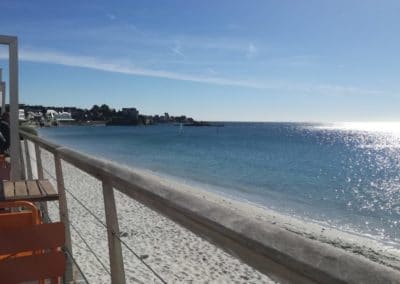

[1,0,400,121]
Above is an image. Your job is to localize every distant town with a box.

[14,104,212,127]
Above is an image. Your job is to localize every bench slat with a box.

[1,180,59,202]
[14,181,27,197]
[3,181,15,200]
[26,180,41,197]
[38,179,57,196]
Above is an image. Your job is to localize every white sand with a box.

[41,150,275,283]
[40,149,400,283]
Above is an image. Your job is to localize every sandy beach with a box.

[40,150,274,283]
[38,149,400,283]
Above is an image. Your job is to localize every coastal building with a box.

[26,111,43,122]
[46,109,75,124]
[18,109,25,121]
[56,111,74,122]
[46,109,57,120]
[122,107,139,120]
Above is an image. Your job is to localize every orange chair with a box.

[0,201,66,283]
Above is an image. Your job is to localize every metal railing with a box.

[19,130,400,284]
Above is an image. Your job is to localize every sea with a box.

[39,122,400,247]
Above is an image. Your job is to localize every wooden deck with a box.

[0,180,58,202]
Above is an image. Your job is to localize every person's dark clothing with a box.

[0,120,10,154]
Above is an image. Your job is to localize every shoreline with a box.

[139,166,400,245]
[40,150,275,283]
[120,164,400,271]
[37,124,400,249]
[36,130,400,277]
[35,142,400,282]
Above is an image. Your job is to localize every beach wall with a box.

[21,130,400,283]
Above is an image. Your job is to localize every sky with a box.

[1,0,400,122]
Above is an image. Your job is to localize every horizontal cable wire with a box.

[28,154,111,279]
[45,212,91,284]
[40,164,109,228]
[27,149,168,284]
[48,202,111,277]
[38,168,111,277]
[69,220,111,277]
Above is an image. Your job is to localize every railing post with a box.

[102,179,126,284]
[34,143,44,179]
[34,142,49,221]
[54,152,74,283]
[24,139,33,180]
[19,141,26,180]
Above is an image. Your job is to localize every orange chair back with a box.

[0,201,66,283]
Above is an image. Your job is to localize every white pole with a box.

[19,140,26,180]
[24,139,33,180]
[9,37,21,180]
[0,35,22,179]
[54,153,74,282]
[34,143,49,220]
[102,179,126,284]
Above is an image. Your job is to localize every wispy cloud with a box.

[18,49,262,88]
[171,42,185,58]
[106,13,116,21]
[204,67,218,76]
[8,48,384,97]
[246,43,258,59]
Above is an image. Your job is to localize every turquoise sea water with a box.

[39,122,400,245]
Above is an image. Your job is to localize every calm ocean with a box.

[39,122,400,246]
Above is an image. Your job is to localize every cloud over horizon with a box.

[0,48,384,98]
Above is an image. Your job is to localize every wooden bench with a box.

[0,180,59,202]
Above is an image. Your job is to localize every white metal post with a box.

[34,143,44,179]
[0,36,22,180]
[19,141,26,180]
[54,152,74,283]
[9,38,21,180]
[24,139,33,179]
[34,143,49,220]
[102,179,126,284]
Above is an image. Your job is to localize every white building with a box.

[18,109,25,121]
[46,109,74,122]
[56,112,74,122]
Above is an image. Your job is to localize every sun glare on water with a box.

[312,122,400,150]
[317,122,400,136]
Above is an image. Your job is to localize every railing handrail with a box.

[19,130,400,284]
